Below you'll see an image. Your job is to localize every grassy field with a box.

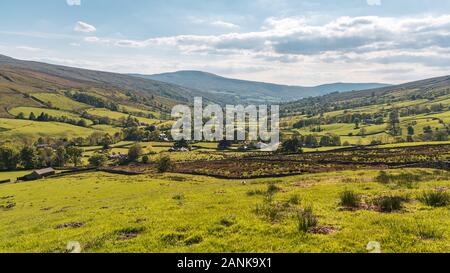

[0,118,107,140]
[86,108,161,125]
[0,169,449,253]
[32,93,90,111]
[9,107,93,125]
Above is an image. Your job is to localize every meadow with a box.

[1,169,449,253]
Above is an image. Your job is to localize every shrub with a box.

[127,143,143,162]
[88,152,108,167]
[339,190,360,208]
[142,155,149,164]
[297,206,318,233]
[374,196,405,212]
[419,191,450,207]
[157,155,172,173]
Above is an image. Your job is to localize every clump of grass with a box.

[267,183,281,195]
[184,234,203,246]
[160,232,186,245]
[172,194,185,200]
[288,194,301,205]
[373,196,405,212]
[219,215,236,227]
[416,222,444,240]
[246,189,266,196]
[339,190,360,208]
[419,191,450,207]
[375,171,420,188]
[297,206,318,233]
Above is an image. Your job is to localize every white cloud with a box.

[16,46,42,52]
[367,0,381,6]
[74,21,96,33]
[67,0,81,6]
[211,20,239,29]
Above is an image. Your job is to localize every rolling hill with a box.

[132,70,390,104]
[0,54,219,118]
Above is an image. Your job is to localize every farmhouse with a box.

[21,168,56,181]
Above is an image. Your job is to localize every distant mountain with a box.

[132,70,390,104]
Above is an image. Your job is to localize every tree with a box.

[0,145,20,171]
[77,119,88,127]
[157,155,172,173]
[20,146,37,169]
[142,155,149,164]
[281,136,303,153]
[89,152,108,167]
[304,135,319,148]
[37,147,54,168]
[100,134,114,150]
[29,112,36,120]
[17,112,25,119]
[387,110,402,136]
[55,146,68,167]
[173,138,190,150]
[127,143,143,162]
[66,146,83,167]
[218,140,232,150]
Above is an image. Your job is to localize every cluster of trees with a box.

[281,134,342,153]
[122,124,163,142]
[399,104,447,117]
[67,92,119,112]
[0,143,84,171]
[293,112,385,130]
[17,112,89,127]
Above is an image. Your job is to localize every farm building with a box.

[21,168,56,181]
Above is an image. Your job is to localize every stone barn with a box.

[22,168,56,181]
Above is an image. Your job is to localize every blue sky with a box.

[1,0,450,85]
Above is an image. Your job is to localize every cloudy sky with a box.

[1,0,450,85]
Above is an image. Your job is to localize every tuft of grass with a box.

[339,190,360,208]
[373,196,405,212]
[219,215,236,227]
[288,194,301,205]
[297,206,318,233]
[419,191,450,207]
[375,171,420,189]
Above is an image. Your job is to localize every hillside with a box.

[133,70,390,104]
[0,54,217,118]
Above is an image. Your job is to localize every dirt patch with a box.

[55,222,85,229]
[309,225,338,235]
[117,227,144,241]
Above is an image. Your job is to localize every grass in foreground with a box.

[0,169,449,253]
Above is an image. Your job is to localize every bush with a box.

[88,152,108,167]
[339,190,360,208]
[142,155,149,164]
[419,191,450,207]
[127,143,143,162]
[374,196,405,212]
[157,155,172,173]
[297,206,318,233]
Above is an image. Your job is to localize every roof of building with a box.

[33,168,56,176]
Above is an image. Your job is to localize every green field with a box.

[0,118,106,140]
[86,108,160,125]
[9,107,93,125]
[1,169,449,253]
[32,93,90,111]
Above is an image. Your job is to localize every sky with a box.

[1,0,450,86]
